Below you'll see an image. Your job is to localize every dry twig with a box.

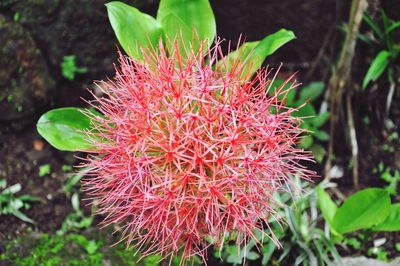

[325,0,368,187]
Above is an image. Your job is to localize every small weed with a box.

[269,80,329,162]
[38,164,51,177]
[62,165,73,172]
[60,55,88,80]
[344,237,362,250]
[0,179,40,223]
[13,12,20,22]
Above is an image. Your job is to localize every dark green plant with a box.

[0,179,40,223]
[269,81,330,162]
[216,179,341,266]
[280,179,341,266]
[59,169,92,234]
[58,193,93,234]
[362,10,400,114]
[377,164,400,196]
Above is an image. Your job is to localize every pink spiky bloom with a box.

[82,40,313,264]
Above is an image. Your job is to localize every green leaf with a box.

[314,130,329,141]
[299,135,314,149]
[143,255,163,266]
[106,1,163,60]
[298,82,325,103]
[78,217,93,229]
[71,193,80,212]
[84,240,100,255]
[38,164,51,177]
[64,172,85,194]
[2,183,21,194]
[157,0,216,50]
[293,102,316,118]
[312,112,330,128]
[332,188,391,234]
[385,21,400,34]
[246,251,260,261]
[0,179,6,189]
[216,29,295,79]
[37,107,97,152]
[264,78,297,106]
[12,209,34,224]
[249,29,295,74]
[160,13,193,52]
[373,203,400,232]
[363,14,384,40]
[316,187,337,226]
[18,195,40,202]
[261,241,277,265]
[309,143,326,163]
[362,50,391,89]
[216,41,259,73]
[10,199,23,210]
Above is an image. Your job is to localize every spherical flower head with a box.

[82,40,313,264]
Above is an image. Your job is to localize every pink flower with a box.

[82,40,313,264]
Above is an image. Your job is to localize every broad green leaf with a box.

[316,187,337,226]
[160,13,193,53]
[37,107,97,152]
[216,41,259,72]
[248,29,296,76]
[373,203,400,232]
[106,1,163,60]
[362,50,390,89]
[217,29,295,79]
[332,188,391,234]
[298,82,325,103]
[157,0,216,50]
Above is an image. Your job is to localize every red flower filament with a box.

[83,41,313,264]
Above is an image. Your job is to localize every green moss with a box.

[1,234,104,266]
[0,231,193,266]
